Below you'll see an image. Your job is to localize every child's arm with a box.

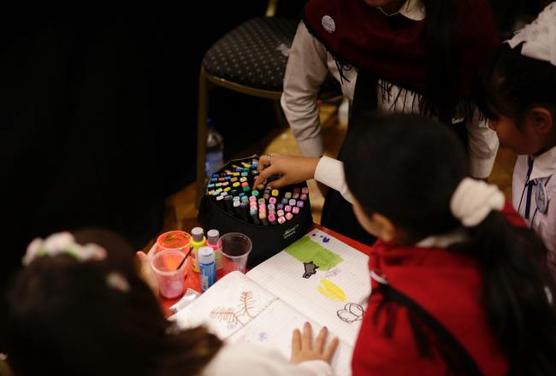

[313,156,354,203]
[281,22,330,157]
[202,324,338,376]
[255,155,354,203]
[466,110,499,179]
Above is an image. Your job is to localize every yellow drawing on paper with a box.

[317,279,347,302]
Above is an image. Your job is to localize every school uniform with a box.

[281,11,498,179]
[202,343,331,376]
[351,203,523,375]
[282,0,499,243]
[512,146,556,279]
[314,156,353,204]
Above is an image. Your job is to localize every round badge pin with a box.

[321,15,335,33]
[536,182,549,214]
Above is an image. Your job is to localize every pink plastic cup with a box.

[150,249,187,298]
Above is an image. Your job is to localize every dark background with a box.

[0,1,306,350]
[0,2,305,269]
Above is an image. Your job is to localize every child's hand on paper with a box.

[255,154,319,189]
[290,322,339,365]
[136,250,159,297]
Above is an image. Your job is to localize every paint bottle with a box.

[190,227,206,273]
[207,229,223,277]
[199,246,216,292]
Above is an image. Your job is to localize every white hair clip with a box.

[450,178,505,227]
[507,2,556,66]
[23,232,107,266]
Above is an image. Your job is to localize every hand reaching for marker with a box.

[255,154,320,189]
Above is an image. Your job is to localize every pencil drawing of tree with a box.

[237,291,255,319]
[210,307,243,327]
[210,290,256,329]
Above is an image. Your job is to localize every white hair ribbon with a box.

[23,232,107,266]
[450,178,505,227]
[507,2,556,66]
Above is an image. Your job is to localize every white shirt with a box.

[202,343,333,376]
[512,146,556,277]
[281,0,498,179]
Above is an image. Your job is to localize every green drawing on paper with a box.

[285,236,343,271]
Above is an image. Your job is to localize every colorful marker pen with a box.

[259,211,268,226]
[250,208,260,225]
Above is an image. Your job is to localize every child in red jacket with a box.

[342,114,556,375]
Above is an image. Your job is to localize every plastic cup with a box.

[220,232,252,275]
[150,249,188,299]
[155,230,191,255]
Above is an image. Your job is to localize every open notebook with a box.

[172,229,371,375]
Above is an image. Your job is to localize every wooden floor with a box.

[163,104,516,236]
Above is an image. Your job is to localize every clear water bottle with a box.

[205,118,224,178]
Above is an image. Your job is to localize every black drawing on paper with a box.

[337,303,364,323]
[210,291,256,329]
[303,261,319,279]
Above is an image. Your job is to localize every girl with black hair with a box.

[342,114,556,375]
[5,229,338,375]
[258,113,556,374]
[478,2,556,279]
[279,0,500,244]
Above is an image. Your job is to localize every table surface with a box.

[160,224,372,316]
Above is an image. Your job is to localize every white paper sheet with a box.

[247,229,371,344]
